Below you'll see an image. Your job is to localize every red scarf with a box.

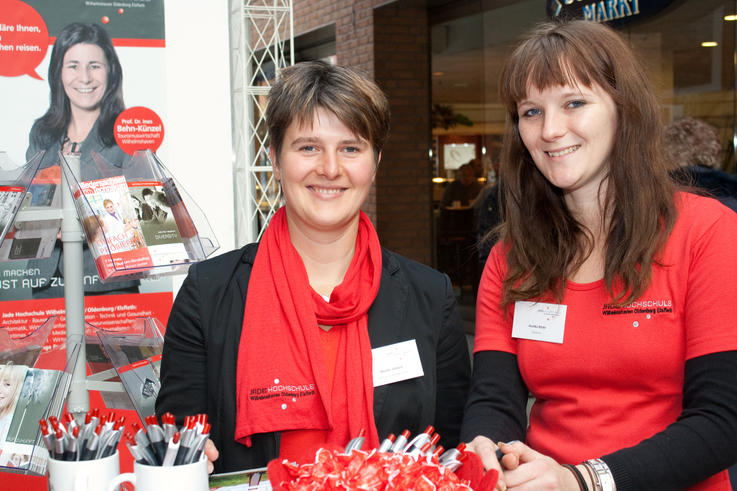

[235,208,382,450]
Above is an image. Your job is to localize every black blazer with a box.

[156,243,471,473]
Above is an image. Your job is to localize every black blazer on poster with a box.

[156,243,471,473]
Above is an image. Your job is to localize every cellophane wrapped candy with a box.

[270,447,474,491]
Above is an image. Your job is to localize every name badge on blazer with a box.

[512,301,567,344]
[372,339,424,387]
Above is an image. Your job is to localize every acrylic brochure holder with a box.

[60,149,219,283]
[94,317,164,422]
[0,150,55,262]
[0,333,82,476]
[0,316,57,367]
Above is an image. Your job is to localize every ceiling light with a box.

[725,14,737,21]
[701,41,718,47]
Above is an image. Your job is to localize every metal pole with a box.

[60,154,88,416]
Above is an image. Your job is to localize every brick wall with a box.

[293,0,433,264]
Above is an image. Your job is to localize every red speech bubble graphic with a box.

[114,106,165,155]
[0,0,49,80]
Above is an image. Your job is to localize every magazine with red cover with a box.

[75,175,154,280]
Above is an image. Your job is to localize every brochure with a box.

[127,180,190,267]
[97,318,165,421]
[209,467,271,490]
[0,364,68,474]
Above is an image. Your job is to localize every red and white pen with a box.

[162,431,181,466]
[378,433,396,453]
[161,412,177,442]
[125,432,157,465]
[439,442,467,471]
[131,422,157,465]
[145,415,166,464]
[186,422,210,464]
[403,425,434,454]
[391,429,411,453]
[344,428,366,453]
[39,419,55,455]
[53,428,66,460]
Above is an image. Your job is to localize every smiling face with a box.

[516,81,618,203]
[272,107,377,235]
[0,379,13,407]
[0,371,19,411]
[61,43,108,114]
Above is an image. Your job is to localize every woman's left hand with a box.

[498,441,580,490]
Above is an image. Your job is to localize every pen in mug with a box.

[125,431,158,465]
[39,419,55,455]
[53,428,65,460]
[62,412,78,434]
[145,414,166,463]
[99,422,124,459]
[131,421,157,465]
[64,426,79,461]
[80,425,101,461]
[186,423,210,465]
[162,431,181,467]
[161,412,177,442]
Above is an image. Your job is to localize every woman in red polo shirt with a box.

[462,20,737,490]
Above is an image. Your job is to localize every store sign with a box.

[547,0,675,24]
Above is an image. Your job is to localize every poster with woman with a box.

[0,1,175,429]
[0,0,172,325]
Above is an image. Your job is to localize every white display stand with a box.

[3,150,219,419]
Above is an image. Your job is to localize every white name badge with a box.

[512,301,567,344]
[372,339,424,387]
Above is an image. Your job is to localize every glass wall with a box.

[429,0,737,295]
[431,0,737,183]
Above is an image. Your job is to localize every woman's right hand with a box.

[466,436,522,490]
[466,435,504,489]
[204,438,219,474]
[466,435,502,471]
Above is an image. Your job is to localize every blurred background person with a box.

[440,162,483,209]
[664,116,737,212]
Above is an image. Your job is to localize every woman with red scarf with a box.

[156,62,471,474]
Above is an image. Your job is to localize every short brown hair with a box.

[265,61,390,160]
[497,20,676,306]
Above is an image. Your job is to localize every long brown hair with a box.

[497,20,676,307]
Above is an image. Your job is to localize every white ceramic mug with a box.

[106,457,209,491]
[47,451,120,491]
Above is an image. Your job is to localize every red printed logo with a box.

[114,106,165,155]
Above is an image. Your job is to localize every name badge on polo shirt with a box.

[372,339,424,387]
[512,301,567,344]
